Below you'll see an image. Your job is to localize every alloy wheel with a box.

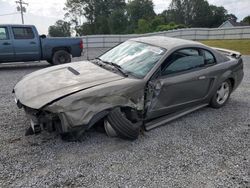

[216,82,230,105]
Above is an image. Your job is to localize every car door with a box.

[0,26,15,62]
[146,48,214,120]
[11,26,40,61]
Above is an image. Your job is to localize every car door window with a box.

[179,48,199,56]
[203,50,216,65]
[162,48,205,75]
[12,27,34,39]
[0,27,9,40]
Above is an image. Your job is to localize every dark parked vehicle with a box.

[13,36,244,141]
[0,24,83,65]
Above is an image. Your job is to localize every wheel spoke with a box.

[224,87,229,93]
[216,81,230,105]
[217,87,224,98]
[222,82,226,88]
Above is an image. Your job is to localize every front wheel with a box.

[104,108,142,140]
[210,80,232,108]
[52,50,71,65]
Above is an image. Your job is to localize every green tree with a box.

[156,22,186,32]
[168,0,211,26]
[160,10,173,23]
[194,0,213,27]
[168,0,185,25]
[136,19,151,33]
[64,0,86,35]
[167,0,231,28]
[63,0,233,35]
[127,0,155,32]
[209,6,228,27]
[150,16,165,31]
[64,0,127,35]
[108,9,128,34]
[48,20,71,37]
[242,15,250,25]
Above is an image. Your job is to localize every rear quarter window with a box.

[203,50,216,65]
[0,27,9,40]
[12,27,34,39]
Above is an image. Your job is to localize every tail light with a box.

[80,40,84,49]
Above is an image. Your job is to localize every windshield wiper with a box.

[94,58,128,77]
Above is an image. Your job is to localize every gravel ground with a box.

[0,50,249,187]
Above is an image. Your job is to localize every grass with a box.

[199,40,250,55]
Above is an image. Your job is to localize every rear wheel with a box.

[52,50,71,65]
[210,80,232,108]
[104,108,141,140]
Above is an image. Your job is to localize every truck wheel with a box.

[47,60,53,65]
[104,108,141,140]
[52,50,71,65]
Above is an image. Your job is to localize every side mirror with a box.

[154,81,162,90]
[148,80,163,97]
[40,34,46,39]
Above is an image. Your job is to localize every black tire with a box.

[52,50,71,65]
[106,108,141,140]
[210,80,232,108]
[25,126,35,136]
[47,60,53,65]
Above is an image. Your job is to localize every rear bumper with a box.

[72,49,84,58]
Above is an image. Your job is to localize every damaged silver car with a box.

[13,36,244,140]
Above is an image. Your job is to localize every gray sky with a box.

[0,0,249,34]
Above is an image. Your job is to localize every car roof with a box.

[130,36,202,49]
[0,24,35,27]
[130,36,229,64]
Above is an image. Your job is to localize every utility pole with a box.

[15,0,28,24]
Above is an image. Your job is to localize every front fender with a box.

[44,79,145,131]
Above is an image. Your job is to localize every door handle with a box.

[30,41,36,44]
[3,42,11,45]
[198,76,206,80]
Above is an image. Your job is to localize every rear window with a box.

[12,27,34,39]
[0,27,9,40]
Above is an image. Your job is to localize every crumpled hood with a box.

[14,61,124,109]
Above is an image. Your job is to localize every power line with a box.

[0,12,19,17]
[15,0,28,24]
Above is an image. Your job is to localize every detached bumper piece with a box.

[25,119,58,136]
[24,115,42,136]
[24,108,59,136]
[30,119,42,134]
